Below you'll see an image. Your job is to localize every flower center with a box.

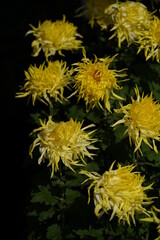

[92,69,101,82]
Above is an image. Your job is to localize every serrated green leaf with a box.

[46,224,62,240]
[74,227,104,239]
[27,210,37,217]
[31,185,58,206]
[30,113,41,125]
[38,208,56,222]
[66,104,86,121]
[84,161,100,172]
[65,188,81,205]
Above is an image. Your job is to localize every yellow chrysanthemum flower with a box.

[29,117,98,178]
[80,161,154,225]
[137,16,160,63]
[16,60,71,106]
[26,15,83,59]
[85,0,116,29]
[72,50,127,112]
[105,1,153,47]
[112,85,160,154]
[140,206,160,240]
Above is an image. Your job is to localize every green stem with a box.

[133,151,140,164]
[59,166,66,239]
[137,162,160,168]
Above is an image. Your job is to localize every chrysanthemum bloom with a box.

[105,1,153,47]
[137,16,160,63]
[140,206,160,240]
[112,85,160,154]
[16,60,71,106]
[80,161,154,225]
[72,50,127,112]
[85,0,116,29]
[26,15,83,59]
[29,117,98,177]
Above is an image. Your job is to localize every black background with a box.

[2,1,84,239]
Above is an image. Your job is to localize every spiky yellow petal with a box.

[16,60,71,106]
[106,1,153,47]
[85,0,116,29]
[137,16,160,63]
[26,15,83,59]
[72,50,127,112]
[80,161,154,225]
[140,206,160,240]
[112,85,160,154]
[30,117,98,177]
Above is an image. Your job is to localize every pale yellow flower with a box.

[137,16,160,62]
[16,60,71,106]
[140,206,160,240]
[106,1,153,47]
[26,15,83,59]
[80,161,154,225]
[85,0,116,29]
[30,117,98,178]
[112,85,160,154]
[71,49,127,112]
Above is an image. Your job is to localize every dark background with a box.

[1,1,84,239]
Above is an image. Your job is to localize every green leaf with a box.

[27,210,37,217]
[113,125,126,144]
[38,208,56,222]
[100,142,108,151]
[74,229,90,239]
[66,104,86,121]
[30,113,41,125]
[46,224,62,240]
[64,173,85,187]
[31,185,58,206]
[86,111,101,124]
[65,233,75,239]
[65,188,81,206]
[84,161,100,172]
[74,227,104,239]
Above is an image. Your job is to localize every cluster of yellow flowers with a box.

[85,0,160,62]
[16,1,160,237]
